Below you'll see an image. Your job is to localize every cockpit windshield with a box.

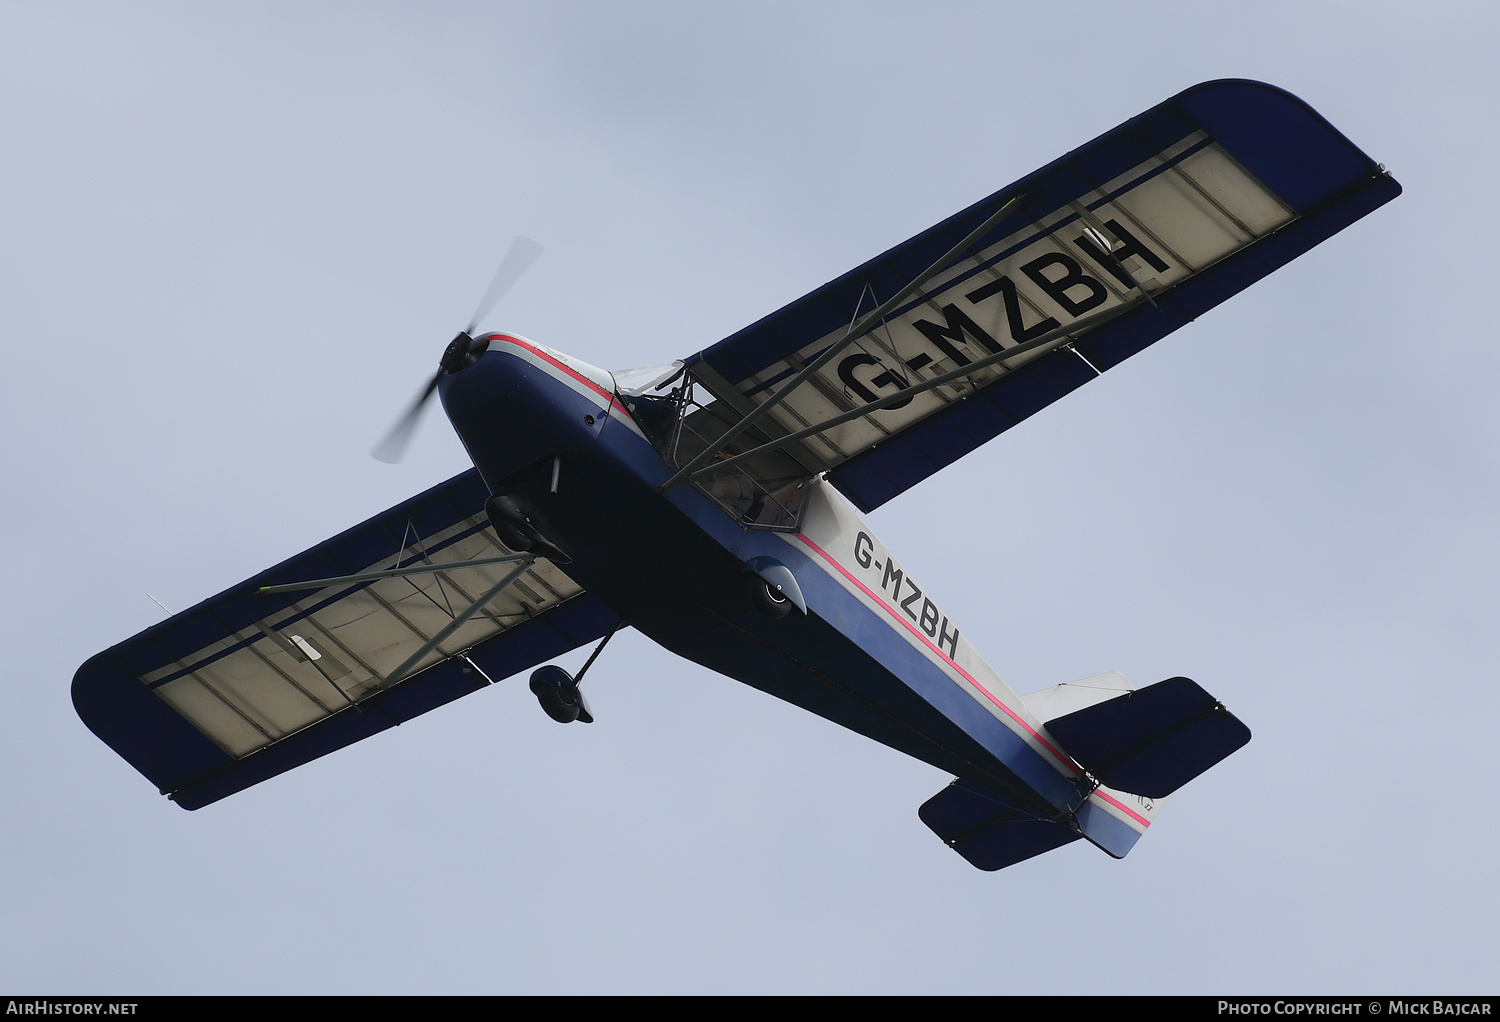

[612,361,685,398]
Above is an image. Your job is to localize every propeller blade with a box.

[465,236,542,335]
[372,369,443,464]
[374,239,542,464]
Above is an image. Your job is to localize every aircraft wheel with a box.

[530,666,582,723]
[485,495,535,551]
[746,574,792,619]
[492,519,533,551]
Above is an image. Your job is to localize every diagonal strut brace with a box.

[257,553,538,595]
[378,555,538,689]
[659,193,1026,493]
[686,297,1141,484]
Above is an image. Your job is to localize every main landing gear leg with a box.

[529,618,624,724]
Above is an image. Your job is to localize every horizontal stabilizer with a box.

[1044,677,1250,798]
[918,779,1079,871]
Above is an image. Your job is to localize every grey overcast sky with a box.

[3,1,1495,995]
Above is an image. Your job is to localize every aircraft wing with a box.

[72,469,618,810]
[684,79,1401,512]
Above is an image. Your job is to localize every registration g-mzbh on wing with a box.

[74,81,1399,871]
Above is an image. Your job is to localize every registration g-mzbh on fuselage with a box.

[73,81,1400,871]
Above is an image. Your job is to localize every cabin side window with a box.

[619,366,811,532]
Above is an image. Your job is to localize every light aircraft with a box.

[74,80,1399,871]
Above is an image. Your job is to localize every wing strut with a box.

[686,298,1139,485]
[256,553,535,594]
[380,555,539,688]
[658,193,1025,493]
[256,551,545,689]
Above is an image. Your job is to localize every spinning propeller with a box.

[372,237,543,463]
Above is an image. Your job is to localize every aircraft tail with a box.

[920,675,1249,871]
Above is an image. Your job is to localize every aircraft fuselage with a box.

[439,333,1157,854]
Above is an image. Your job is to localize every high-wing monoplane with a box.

[74,81,1399,871]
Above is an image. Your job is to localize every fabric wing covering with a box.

[72,469,618,809]
[686,79,1402,512]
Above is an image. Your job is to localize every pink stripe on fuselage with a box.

[486,334,630,416]
[793,533,1150,829]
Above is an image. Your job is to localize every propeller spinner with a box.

[372,237,543,464]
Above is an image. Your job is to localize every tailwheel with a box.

[746,574,792,619]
